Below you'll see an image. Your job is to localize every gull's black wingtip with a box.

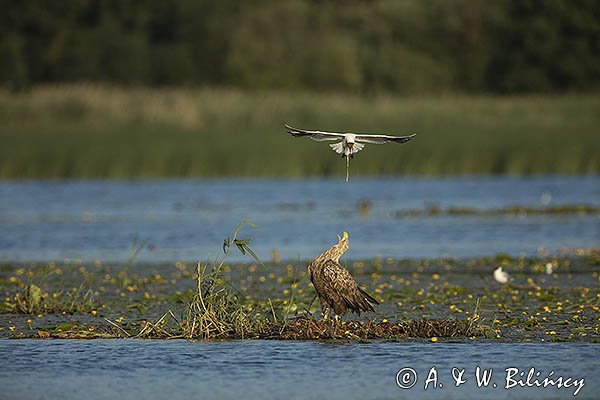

[284,123,306,137]
[390,132,417,144]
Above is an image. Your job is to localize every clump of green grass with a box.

[132,220,270,339]
[13,284,44,314]
[181,222,266,339]
[179,261,263,339]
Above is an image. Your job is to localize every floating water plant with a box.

[3,234,596,341]
[8,266,96,315]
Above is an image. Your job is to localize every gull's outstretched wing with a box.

[355,133,416,145]
[285,124,345,142]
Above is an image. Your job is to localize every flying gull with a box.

[285,124,416,181]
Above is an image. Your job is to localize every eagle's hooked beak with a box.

[337,231,349,242]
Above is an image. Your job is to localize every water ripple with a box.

[0,340,597,400]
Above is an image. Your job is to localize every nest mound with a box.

[12,317,492,341]
[274,317,490,340]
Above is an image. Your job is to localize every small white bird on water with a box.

[493,266,511,284]
[285,124,416,181]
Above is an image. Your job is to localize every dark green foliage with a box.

[487,0,600,92]
[1,0,599,93]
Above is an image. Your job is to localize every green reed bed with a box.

[1,85,599,178]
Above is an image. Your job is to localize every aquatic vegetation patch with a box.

[0,228,598,342]
[8,282,96,315]
[29,324,117,340]
[393,204,600,218]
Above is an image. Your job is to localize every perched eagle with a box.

[308,232,378,319]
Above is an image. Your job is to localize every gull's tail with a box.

[330,142,344,154]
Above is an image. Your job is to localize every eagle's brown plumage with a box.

[308,232,378,319]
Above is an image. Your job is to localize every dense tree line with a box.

[1,0,599,93]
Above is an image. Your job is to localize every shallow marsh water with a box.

[1,176,599,263]
[0,339,597,400]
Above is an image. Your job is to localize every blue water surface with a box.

[0,339,596,400]
[0,176,598,263]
